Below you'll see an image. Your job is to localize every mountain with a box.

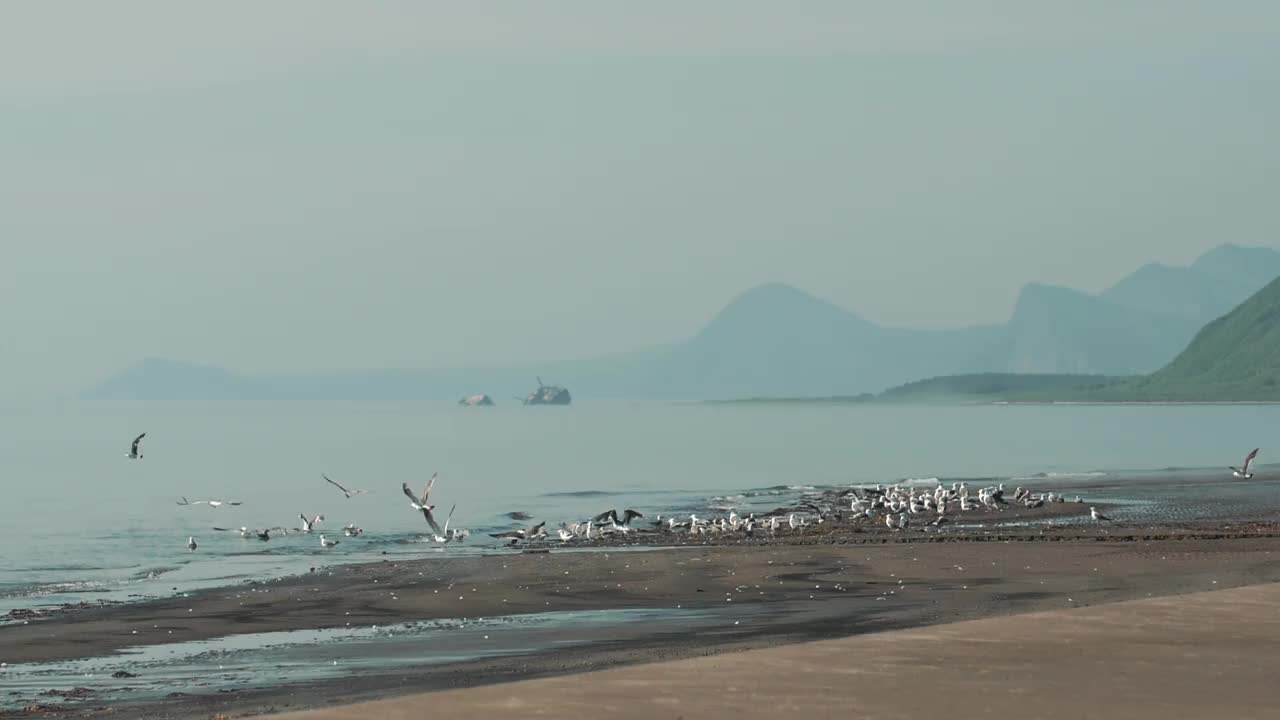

[83,244,1280,402]
[985,243,1280,376]
[1123,274,1280,400]
[1100,244,1280,324]
[620,284,998,399]
[993,283,1192,375]
[83,358,253,400]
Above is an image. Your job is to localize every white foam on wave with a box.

[898,477,942,486]
[1012,471,1107,481]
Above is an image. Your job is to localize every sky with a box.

[1,1,1278,398]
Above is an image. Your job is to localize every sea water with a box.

[2,399,1278,614]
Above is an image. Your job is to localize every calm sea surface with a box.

[2,400,1278,614]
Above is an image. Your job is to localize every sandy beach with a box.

[4,529,1280,718]
[267,581,1280,720]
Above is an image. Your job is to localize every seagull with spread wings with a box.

[403,472,443,535]
[177,497,242,508]
[298,513,325,533]
[431,504,458,543]
[323,474,369,498]
[1230,448,1260,479]
[126,433,146,460]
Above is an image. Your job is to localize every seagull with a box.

[593,509,645,526]
[431,504,458,543]
[323,474,369,499]
[186,536,197,552]
[1230,448,1259,479]
[298,513,325,533]
[126,433,145,460]
[214,526,282,540]
[489,521,546,545]
[490,529,525,544]
[319,535,339,548]
[342,524,364,537]
[1090,507,1111,522]
[402,473,443,535]
[177,497,242,508]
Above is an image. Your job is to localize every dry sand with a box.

[266,581,1280,720]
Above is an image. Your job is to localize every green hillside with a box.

[878,373,1127,402]
[1119,274,1280,400]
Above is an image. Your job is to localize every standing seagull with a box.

[187,536,197,552]
[127,433,146,460]
[1230,448,1260,479]
[402,473,443,535]
[319,535,339,548]
[1090,507,1111,522]
[323,474,369,498]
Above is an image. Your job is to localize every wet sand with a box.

[268,581,1280,720]
[4,533,1280,718]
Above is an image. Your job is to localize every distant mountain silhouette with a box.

[83,244,1280,401]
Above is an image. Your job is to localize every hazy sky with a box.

[2,1,1277,398]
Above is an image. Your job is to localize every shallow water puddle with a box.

[0,606,759,709]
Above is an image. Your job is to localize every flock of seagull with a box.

[133,430,1264,554]
[530,446,1265,546]
[128,434,472,554]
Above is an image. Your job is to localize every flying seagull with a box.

[323,474,369,499]
[298,513,325,533]
[127,433,146,460]
[214,526,283,540]
[402,472,443,535]
[1090,507,1111,522]
[431,504,458,543]
[177,497,242,508]
[1230,448,1259,479]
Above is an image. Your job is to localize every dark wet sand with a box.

[4,531,1280,718]
[269,581,1280,720]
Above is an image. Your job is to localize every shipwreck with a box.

[520,377,571,406]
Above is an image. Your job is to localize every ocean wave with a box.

[0,579,110,600]
[131,566,180,581]
[540,490,613,498]
[1012,471,1108,481]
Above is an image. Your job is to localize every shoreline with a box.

[4,531,1280,718]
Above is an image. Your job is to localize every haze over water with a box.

[4,400,1279,615]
